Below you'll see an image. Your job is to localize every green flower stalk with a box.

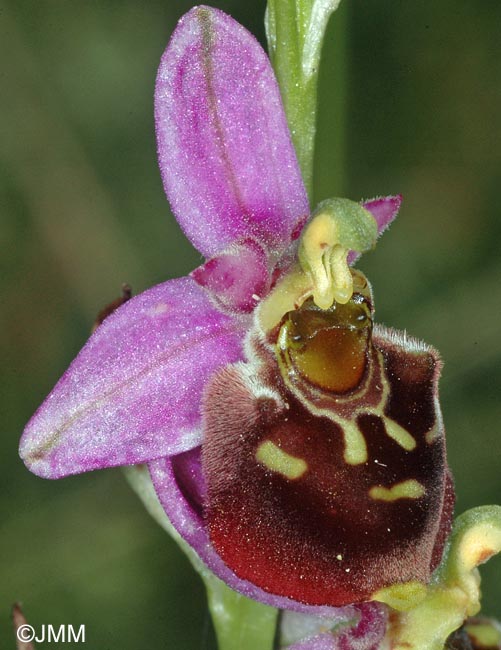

[266,0,342,197]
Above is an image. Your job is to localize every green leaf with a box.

[266,0,342,198]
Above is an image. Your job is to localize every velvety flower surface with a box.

[20,3,451,621]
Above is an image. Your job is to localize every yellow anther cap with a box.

[299,198,378,309]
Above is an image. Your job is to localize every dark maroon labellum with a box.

[202,277,453,606]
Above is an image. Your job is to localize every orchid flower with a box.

[19,5,501,650]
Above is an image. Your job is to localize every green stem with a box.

[124,465,278,650]
[266,0,343,200]
[206,577,278,650]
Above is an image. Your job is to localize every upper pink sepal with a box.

[155,6,309,258]
[20,277,245,478]
[191,239,270,313]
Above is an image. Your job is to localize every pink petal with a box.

[20,277,246,478]
[348,195,402,265]
[363,195,401,234]
[149,451,357,616]
[155,6,309,258]
[191,238,270,313]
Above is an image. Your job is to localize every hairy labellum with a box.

[203,272,454,606]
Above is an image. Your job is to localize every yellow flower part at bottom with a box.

[380,506,501,650]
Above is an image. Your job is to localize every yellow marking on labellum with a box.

[276,341,423,471]
[373,581,428,612]
[369,479,425,502]
[342,420,368,465]
[383,417,417,451]
[275,379,373,467]
[255,441,308,480]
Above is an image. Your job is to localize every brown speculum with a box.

[277,289,372,395]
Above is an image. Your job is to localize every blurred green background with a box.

[2,0,500,647]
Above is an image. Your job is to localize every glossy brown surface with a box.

[279,294,372,394]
